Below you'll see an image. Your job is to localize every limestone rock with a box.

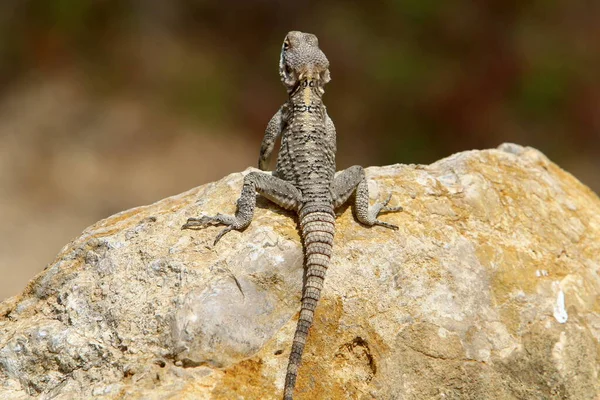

[1,144,599,399]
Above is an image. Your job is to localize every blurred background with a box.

[0,0,599,300]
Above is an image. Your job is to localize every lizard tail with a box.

[284,205,335,400]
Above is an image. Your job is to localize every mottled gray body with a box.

[183,31,401,399]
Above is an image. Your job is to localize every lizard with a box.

[182,31,402,400]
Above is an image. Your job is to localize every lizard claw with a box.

[380,193,403,214]
[381,205,403,213]
[182,214,238,245]
[213,226,234,245]
[181,215,222,230]
[370,193,402,229]
[374,220,399,230]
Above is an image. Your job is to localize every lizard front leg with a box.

[258,107,283,171]
[332,165,402,230]
[183,171,302,245]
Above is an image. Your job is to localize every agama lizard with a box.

[183,31,401,400]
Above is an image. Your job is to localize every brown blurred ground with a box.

[0,1,599,300]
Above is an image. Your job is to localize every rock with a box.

[1,143,599,399]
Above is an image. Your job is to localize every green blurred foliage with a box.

[0,0,598,189]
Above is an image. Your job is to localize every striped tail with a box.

[284,204,335,400]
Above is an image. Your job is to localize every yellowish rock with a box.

[0,143,599,399]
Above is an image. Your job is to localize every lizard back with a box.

[275,50,336,190]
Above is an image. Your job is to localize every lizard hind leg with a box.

[182,171,302,245]
[332,165,402,230]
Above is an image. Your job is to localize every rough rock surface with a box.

[1,143,599,400]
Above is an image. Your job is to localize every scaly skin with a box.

[183,31,402,400]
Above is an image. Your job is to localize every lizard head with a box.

[279,31,331,93]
